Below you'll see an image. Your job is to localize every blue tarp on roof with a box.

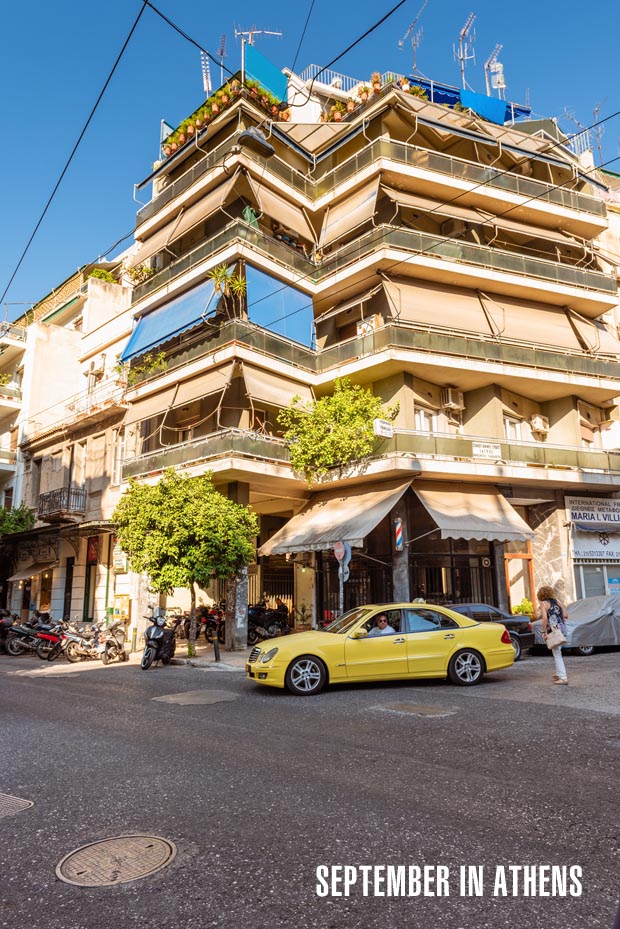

[460,90,511,126]
[410,76,531,123]
[246,264,313,346]
[120,281,216,362]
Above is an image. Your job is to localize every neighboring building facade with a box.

[4,65,620,636]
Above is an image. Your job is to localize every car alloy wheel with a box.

[448,649,483,686]
[285,655,326,696]
[574,645,594,657]
[509,634,522,661]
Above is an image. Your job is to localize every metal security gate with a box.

[318,554,393,623]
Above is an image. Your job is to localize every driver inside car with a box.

[367,613,397,636]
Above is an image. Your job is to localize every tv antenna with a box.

[200,50,212,95]
[563,108,592,158]
[593,98,607,165]
[217,34,227,87]
[484,44,506,99]
[234,26,282,46]
[453,13,476,90]
[398,0,430,75]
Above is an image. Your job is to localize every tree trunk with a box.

[225,568,248,650]
[188,583,197,656]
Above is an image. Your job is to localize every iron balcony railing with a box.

[38,487,87,519]
[121,426,620,482]
[137,132,606,229]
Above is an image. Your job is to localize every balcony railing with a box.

[318,225,617,294]
[38,487,87,521]
[137,131,606,230]
[121,426,620,483]
[128,316,620,395]
[24,377,128,443]
[122,428,289,479]
[132,216,615,308]
[378,430,620,474]
[0,384,22,402]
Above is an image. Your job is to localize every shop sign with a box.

[472,441,502,460]
[113,542,128,573]
[566,496,620,560]
[373,418,394,438]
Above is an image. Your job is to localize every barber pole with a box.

[394,517,404,552]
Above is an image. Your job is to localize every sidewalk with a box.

[171,640,252,671]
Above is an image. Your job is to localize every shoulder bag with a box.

[546,624,567,649]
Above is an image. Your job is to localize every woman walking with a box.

[538,585,569,685]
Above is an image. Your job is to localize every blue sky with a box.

[1,0,618,318]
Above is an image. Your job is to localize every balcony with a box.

[38,487,87,523]
[132,218,615,317]
[379,431,620,476]
[24,377,128,444]
[0,447,17,471]
[122,428,290,480]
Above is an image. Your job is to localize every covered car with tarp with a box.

[532,595,620,655]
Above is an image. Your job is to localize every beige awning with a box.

[315,284,385,325]
[564,310,620,356]
[478,293,590,351]
[242,365,313,408]
[275,122,356,155]
[8,561,58,582]
[123,386,179,427]
[413,482,533,542]
[383,279,494,336]
[381,185,493,225]
[129,174,241,268]
[259,479,412,555]
[172,364,236,408]
[320,178,380,248]
[254,185,317,243]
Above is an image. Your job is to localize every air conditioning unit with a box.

[530,413,550,435]
[441,218,468,238]
[441,388,465,411]
[356,315,382,336]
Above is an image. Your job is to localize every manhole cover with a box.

[377,703,457,717]
[56,835,176,886]
[152,689,238,706]
[0,794,33,819]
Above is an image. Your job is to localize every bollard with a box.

[212,636,220,662]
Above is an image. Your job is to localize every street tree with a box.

[277,377,398,483]
[113,470,258,654]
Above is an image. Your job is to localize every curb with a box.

[171,657,246,671]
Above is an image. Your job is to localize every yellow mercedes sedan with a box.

[246,603,515,696]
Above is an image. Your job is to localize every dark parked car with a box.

[448,603,534,661]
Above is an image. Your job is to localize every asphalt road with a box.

[1,648,619,929]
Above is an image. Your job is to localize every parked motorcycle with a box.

[5,612,57,656]
[141,614,182,670]
[61,622,104,662]
[100,620,128,664]
[0,610,17,654]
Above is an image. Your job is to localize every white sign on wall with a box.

[472,442,502,460]
[565,496,620,560]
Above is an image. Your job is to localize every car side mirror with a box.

[350,628,368,639]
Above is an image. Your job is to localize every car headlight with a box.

[260,647,279,664]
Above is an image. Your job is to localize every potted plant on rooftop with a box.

[358,85,371,103]
[371,72,382,93]
[331,101,346,122]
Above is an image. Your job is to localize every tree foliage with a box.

[113,470,258,594]
[0,503,35,536]
[277,378,398,483]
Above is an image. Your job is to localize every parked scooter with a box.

[100,620,128,664]
[5,612,57,656]
[61,622,104,662]
[141,611,182,670]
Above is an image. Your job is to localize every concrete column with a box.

[391,503,410,602]
[227,481,250,506]
[225,566,249,650]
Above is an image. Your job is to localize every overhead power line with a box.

[0,1,149,307]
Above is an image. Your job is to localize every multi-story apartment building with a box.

[4,65,620,637]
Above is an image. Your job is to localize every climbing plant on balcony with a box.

[277,377,398,483]
[113,470,258,655]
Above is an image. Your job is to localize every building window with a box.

[414,408,437,432]
[504,417,522,442]
[111,429,125,486]
[4,487,13,511]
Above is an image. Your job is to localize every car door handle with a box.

[444,633,456,639]
[393,637,405,644]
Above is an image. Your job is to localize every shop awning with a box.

[120,281,217,362]
[8,561,58,582]
[413,483,533,542]
[242,364,313,408]
[319,178,380,248]
[258,479,412,555]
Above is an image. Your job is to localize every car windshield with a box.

[323,608,373,634]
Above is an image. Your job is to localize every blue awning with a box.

[120,281,217,362]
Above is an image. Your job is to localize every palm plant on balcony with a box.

[207,264,247,318]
